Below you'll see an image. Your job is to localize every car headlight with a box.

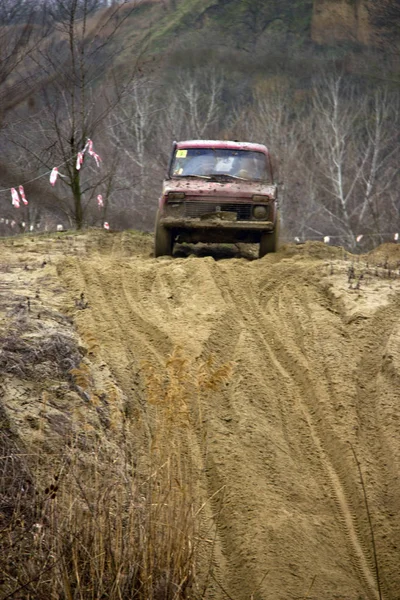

[168,192,185,200]
[253,205,268,220]
[165,202,185,217]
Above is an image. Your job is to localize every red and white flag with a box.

[87,139,102,167]
[19,185,28,205]
[103,221,110,230]
[11,188,20,208]
[50,167,59,186]
[92,152,102,168]
[97,194,104,208]
[76,152,84,170]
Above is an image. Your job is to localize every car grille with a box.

[183,201,254,221]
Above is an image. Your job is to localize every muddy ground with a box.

[1,230,400,600]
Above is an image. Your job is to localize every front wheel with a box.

[259,212,280,258]
[154,210,174,257]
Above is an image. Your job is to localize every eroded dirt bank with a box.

[1,231,400,600]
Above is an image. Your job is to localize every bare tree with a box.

[0,0,60,232]
[175,68,224,139]
[310,73,360,245]
[357,88,399,229]
[309,72,400,248]
[7,0,147,229]
[108,79,161,229]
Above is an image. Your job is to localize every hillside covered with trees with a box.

[0,0,399,250]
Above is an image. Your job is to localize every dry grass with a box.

[0,347,232,599]
[0,318,81,381]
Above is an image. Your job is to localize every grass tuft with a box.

[0,346,232,599]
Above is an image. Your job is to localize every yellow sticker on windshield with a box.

[176,149,187,158]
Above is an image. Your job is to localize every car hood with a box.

[163,178,277,200]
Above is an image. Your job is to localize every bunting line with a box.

[0,138,102,195]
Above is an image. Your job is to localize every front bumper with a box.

[161,216,274,231]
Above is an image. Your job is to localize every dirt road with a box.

[1,231,400,599]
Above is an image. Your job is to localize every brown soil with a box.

[1,230,400,599]
[311,0,372,46]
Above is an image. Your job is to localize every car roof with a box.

[176,140,270,155]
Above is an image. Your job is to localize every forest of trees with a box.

[0,0,399,250]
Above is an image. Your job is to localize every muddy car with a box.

[154,140,279,258]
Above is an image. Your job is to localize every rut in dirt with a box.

[58,236,400,600]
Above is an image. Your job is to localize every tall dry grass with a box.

[0,348,232,600]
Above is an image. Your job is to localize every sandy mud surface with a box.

[1,230,400,599]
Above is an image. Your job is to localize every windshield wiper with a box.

[177,174,211,180]
[209,173,250,181]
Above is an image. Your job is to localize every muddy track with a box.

[4,232,399,600]
[52,235,400,599]
[215,263,381,598]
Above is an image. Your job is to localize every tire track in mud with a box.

[61,255,296,597]
[215,263,382,600]
[345,309,400,598]
[276,279,400,599]
[175,259,355,597]
[56,239,400,600]
[289,294,383,600]
[66,254,235,597]
[63,258,173,369]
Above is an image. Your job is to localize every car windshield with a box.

[170,148,270,181]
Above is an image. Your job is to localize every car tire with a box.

[154,210,174,257]
[259,212,280,258]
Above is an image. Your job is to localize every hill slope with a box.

[1,232,400,599]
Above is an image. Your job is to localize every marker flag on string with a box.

[87,138,102,168]
[19,186,28,205]
[92,152,102,168]
[356,235,363,242]
[97,194,104,208]
[11,188,20,208]
[394,233,399,241]
[50,167,59,186]
[323,236,330,244]
[103,222,110,230]
[76,152,84,170]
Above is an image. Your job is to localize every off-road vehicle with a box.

[154,140,279,258]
